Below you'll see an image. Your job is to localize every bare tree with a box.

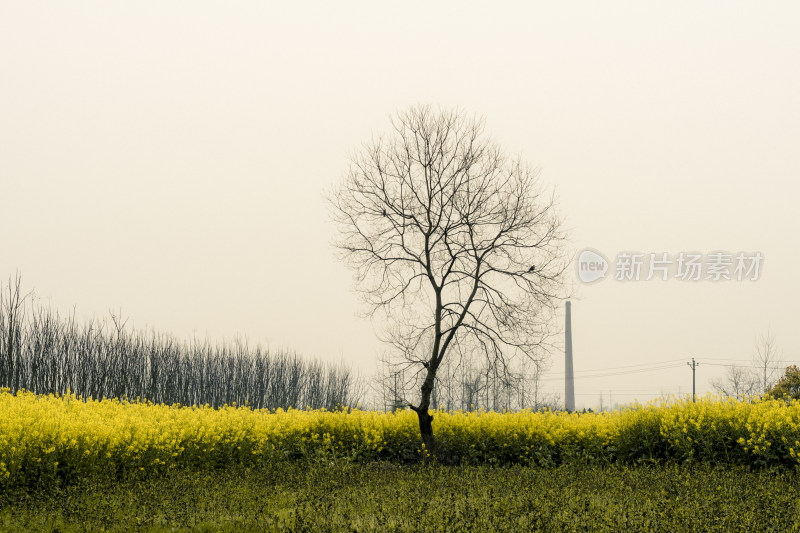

[331,105,569,458]
[711,364,760,401]
[0,272,32,391]
[711,330,783,400]
[754,330,781,394]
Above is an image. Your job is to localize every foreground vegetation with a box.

[1,462,798,532]
[3,389,800,531]
[3,389,800,493]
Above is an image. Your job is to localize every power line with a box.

[583,390,690,396]
[703,362,795,370]
[577,363,686,380]
[548,358,687,376]
[541,363,685,382]
[542,358,797,382]
[574,387,685,394]
[701,357,756,362]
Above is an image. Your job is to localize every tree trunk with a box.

[414,366,438,461]
[416,409,435,460]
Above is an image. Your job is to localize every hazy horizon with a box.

[2,2,798,409]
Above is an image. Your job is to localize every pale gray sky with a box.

[2,2,798,409]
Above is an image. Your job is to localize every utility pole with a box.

[687,357,699,403]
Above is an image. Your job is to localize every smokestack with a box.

[565,301,575,412]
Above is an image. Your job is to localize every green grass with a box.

[2,462,798,532]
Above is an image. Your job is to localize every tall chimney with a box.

[565,301,575,412]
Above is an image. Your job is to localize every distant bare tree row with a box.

[0,274,362,410]
[375,350,559,412]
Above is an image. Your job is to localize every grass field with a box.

[1,462,798,532]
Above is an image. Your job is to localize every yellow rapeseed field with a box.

[2,389,799,489]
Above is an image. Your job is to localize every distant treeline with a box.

[0,275,362,410]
